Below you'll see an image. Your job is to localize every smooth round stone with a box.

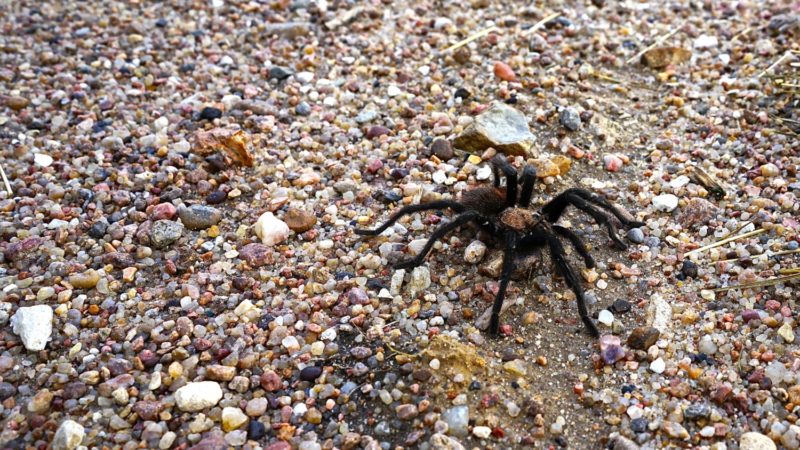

[740,432,777,450]
[627,228,645,244]
[597,310,614,326]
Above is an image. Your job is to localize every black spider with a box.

[355,155,644,337]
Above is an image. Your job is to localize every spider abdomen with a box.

[459,186,507,216]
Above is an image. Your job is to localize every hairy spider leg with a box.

[394,211,484,270]
[488,232,519,335]
[354,200,466,236]
[518,166,537,207]
[542,193,629,250]
[552,225,596,268]
[563,188,645,228]
[490,155,518,207]
[546,234,600,337]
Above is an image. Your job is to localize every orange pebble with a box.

[493,61,517,81]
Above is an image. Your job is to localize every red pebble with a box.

[493,61,517,81]
[765,300,781,311]
[603,154,623,172]
[491,427,505,438]
[499,324,513,335]
[151,202,177,220]
[367,159,383,173]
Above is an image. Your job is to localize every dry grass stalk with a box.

[0,164,11,195]
[442,25,498,54]
[712,273,800,292]
[625,20,687,65]
[685,228,765,256]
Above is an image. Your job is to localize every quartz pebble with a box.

[464,240,487,263]
[254,212,290,246]
[52,420,84,450]
[11,305,53,351]
[652,194,679,212]
[740,432,776,450]
[175,382,223,412]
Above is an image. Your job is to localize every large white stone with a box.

[175,381,223,412]
[652,194,679,212]
[52,419,84,450]
[740,432,777,450]
[253,212,290,246]
[11,305,53,351]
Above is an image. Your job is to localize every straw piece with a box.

[685,228,765,256]
[442,25,498,54]
[712,273,800,292]
[758,51,795,78]
[0,164,11,195]
[521,12,561,37]
[625,20,687,65]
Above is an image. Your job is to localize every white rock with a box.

[159,431,177,449]
[175,381,223,412]
[699,335,717,354]
[11,305,53,351]
[472,426,491,439]
[221,94,241,110]
[408,239,429,256]
[626,405,643,419]
[408,266,431,296]
[476,165,492,181]
[647,294,672,333]
[34,153,54,167]
[254,212,290,246]
[390,269,406,295]
[52,420,84,450]
[282,336,300,352]
[153,116,169,131]
[700,426,715,437]
[464,240,487,263]
[320,328,337,341]
[296,71,315,84]
[694,35,719,49]
[740,432,777,450]
[777,322,795,343]
[433,18,453,30]
[387,85,402,97]
[597,310,614,326]
[649,357,665,374]
[652,194,679,212]
[669,175,691,189]
[221,407,248,431]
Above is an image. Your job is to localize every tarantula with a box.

[355,155,644,337]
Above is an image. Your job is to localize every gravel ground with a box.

[1,0,799,449]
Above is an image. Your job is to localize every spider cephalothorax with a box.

[355,155,644,337]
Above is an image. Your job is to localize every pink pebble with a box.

[367,159,383,173]
[765,300,781,311]
[604,154,623,172]
[151,202,177,220]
